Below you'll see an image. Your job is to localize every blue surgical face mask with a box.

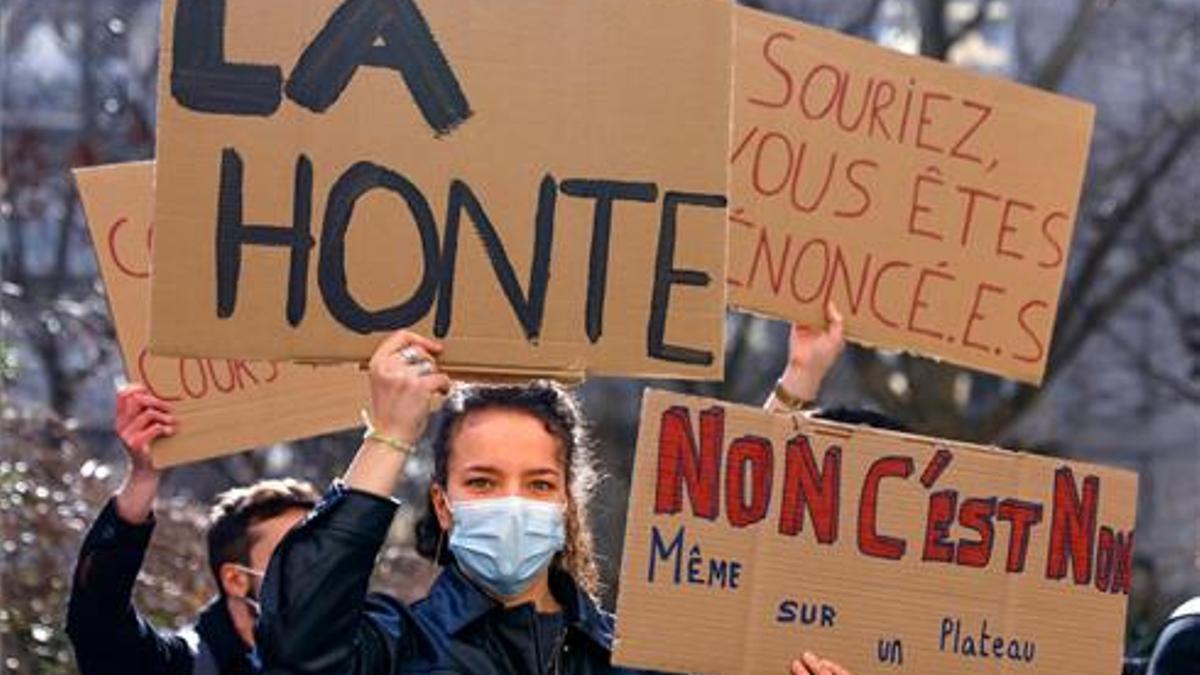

[447,496,566,598]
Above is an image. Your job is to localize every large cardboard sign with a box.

[728,7,1094,383]
[615,389,1137,674]
[148,0,732,380]
[75,162,367,467]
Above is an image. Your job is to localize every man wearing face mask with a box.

[65,384,321,675]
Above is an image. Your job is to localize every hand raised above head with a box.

[780,301,845,404]
[113,383,176,523]
[366,330,452,445]
[115,383,176,475]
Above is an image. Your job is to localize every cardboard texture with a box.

[728,6,1094,384]
[149,0,732,381]
[615,389,1137,674]
[75,161,367,467]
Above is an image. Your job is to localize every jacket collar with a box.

[195,597,256,674]
[426,563,614,650]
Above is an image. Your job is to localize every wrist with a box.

[115,472,160,525]
[779,369,821,404]
[126,464,162,485]
[362,409,420,451]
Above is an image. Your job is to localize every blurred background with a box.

[1,0,1196,672]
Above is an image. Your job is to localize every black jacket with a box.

[65,498,257,675]
[257,484,660,675]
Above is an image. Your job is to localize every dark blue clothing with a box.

[1147,598,1200,675]
[66,498,256,675]
[257,483,658,675]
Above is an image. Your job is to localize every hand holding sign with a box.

[113,384,177,524]
[779,302,846,406]
[346,330,451,499]
[115,384,178,460]
[366,330,450,442]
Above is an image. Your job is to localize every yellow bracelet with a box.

[360,409,416,455]
[773,380,815,411]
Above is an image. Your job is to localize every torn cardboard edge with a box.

[729,304,1048,386]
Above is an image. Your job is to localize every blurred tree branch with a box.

[834,2,1200,443]
[842,0,886,36]
[1032,0,1108,91]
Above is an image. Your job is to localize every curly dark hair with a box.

[414,381,602,598]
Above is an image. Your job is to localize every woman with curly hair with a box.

[256,328,850,675]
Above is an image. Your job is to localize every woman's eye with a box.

[465,477,493,490]
[530,480,555,492]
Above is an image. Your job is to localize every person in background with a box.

[65,383,321,675]
[256,330,853,675]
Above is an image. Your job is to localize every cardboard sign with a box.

[148,0,732,380]
[728,7,1094,383]
[615,389,1137,674]
[75,161,367,467]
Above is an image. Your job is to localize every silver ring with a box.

[399,346,421,364]
[415,360,434,376]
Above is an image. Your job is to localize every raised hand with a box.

[366,330,452,443]
[113,384,177,523]
[346,330,453,497]
[779,301,846,405]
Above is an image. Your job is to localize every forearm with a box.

[114,469,160,525]
[258,485,399,674]
[68,500,151,617]
[764,370,822,412]
[342,439,413,498]
[66,500,191,674]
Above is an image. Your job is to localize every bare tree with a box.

[743,0,1199,443]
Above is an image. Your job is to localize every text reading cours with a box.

[76,161,366,467]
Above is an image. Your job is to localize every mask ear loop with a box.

[434,492,450,566]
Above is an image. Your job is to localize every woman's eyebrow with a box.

[460,464,502,475]
[522,468,562,478]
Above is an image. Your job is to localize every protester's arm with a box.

[342,330,450,498]
[765,303,845,413]
[1146,615,1200,675]
[65,386,189,675]
[256,330,450,675]
[111,384,174,523]
[256,485,410,675]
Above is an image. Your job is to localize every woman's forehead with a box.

[449,408,563,471]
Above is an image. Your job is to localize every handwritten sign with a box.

[727,7,1094,383]
[148,0,732,380]
[75,161,367,467]
[614,389,1137,674]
